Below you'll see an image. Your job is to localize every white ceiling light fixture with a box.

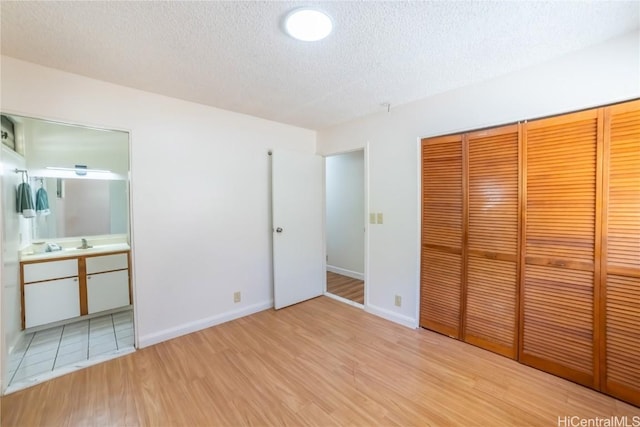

[284,8,333,42]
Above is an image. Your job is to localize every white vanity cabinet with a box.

[22,259,80,328]
[86,253,130,314]
[21,250,131,329]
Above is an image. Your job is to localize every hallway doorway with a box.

[325,149,365,306]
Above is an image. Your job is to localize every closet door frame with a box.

[599,99,640,405]
[462,124,521,359]
[420,134,465,338]
[518,108,604,389]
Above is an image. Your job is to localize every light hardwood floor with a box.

[2,297,638,426]
[326,271,364,304]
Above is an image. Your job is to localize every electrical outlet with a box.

[377,212,384,224]
[234,291,241,303]
[369,213,376,224]
[394,294,401,307]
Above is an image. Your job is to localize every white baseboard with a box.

[138,300,273,348]
[365,303,417,329]
[326,265,364,280]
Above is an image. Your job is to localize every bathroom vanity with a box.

[20,243,131,329]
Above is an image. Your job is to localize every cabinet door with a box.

[521,109,600,387]
[420,134,463,338]
[24,277,80,328]
[465,125,519,358]
[601,100,640,406]
[87,270,130,314]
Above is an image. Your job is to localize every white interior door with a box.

[272,149,324,309]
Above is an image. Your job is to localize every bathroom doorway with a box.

[0,113,135,394]
[325,149,366,307]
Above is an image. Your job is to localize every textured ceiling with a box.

[1,1,639,130]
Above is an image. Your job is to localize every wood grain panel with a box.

[421,136,463,337]
[464,125,519,358]
[465,256,517,357]
[601,100,640,406]
[605,274,640,398]
[525,115,597,264]
[521,265,594,386]
[521,110,599,388]
[422,136,463,249]
[467,127,519,255]
[420,248,462,338]
[606,108,640,270]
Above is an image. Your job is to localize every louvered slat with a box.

[464,125,519,358]
[526,118,596,264]
[420,248,462,337]
[522,265,594,382]
[602,100,640,406]
[421,135,462,337]
[521,110,598,387]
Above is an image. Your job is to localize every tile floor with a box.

[7,309,135,391]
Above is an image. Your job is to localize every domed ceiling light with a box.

[284,8,333,42]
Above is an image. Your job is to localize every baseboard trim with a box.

[365,303,417,329]
[138,300,273,348]
[326,265,364,280]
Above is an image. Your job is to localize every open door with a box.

[272,149,324,309]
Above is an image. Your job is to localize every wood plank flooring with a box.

[2,296,638,426]
[327,271,364,304]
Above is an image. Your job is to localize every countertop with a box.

[21,243,131,262]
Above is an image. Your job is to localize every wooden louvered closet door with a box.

[520,109,601,388]
[420,135,464,338]
[601,100,640,406]
[464,125,519,358]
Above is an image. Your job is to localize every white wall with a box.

[0,57,316,351]
[326,150,365,279]
[317,31,640,328]
[0,146,28,390]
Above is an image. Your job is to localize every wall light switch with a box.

[369,213,376,224]
[394,294,402,307]
[377,213,384,224]
[234,291,241,303]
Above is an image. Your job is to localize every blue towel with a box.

[35,187,50,216]
[17,183,35,218]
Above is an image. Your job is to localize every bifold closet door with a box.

[420,134,463,338]
[520,109,600,388]
[601,100,640,406]
[464,125,519,358]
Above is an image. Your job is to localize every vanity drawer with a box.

[23,258,78,283]
[86,252,128,274]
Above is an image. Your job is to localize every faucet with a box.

[78,238,93,249]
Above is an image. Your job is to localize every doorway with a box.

[0,113,135,394]
[325,149,365,306]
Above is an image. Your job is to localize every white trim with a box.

[326,265,364,281]
[365,303,417,329]
[324,292,364,309]
[137,300,273,348]
[415,137,422,329]
[364,142,370,308]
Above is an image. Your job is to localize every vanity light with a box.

[46,166,111,174]
[284,8,333,42]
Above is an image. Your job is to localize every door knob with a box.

[276,227,283,233]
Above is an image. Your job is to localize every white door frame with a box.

[322,144,369,308]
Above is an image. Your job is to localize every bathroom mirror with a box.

[33,177,128,239]
[3,113,129,240]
